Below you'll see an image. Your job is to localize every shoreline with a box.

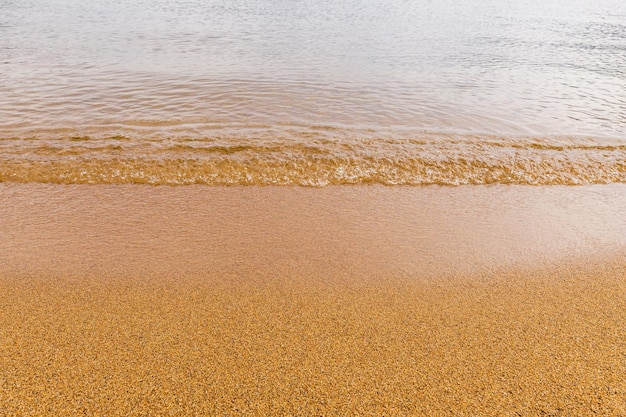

[2,183,625,277]
[1,183,625,415]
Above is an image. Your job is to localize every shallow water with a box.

[1,0,625,185]
[2,183,625,277]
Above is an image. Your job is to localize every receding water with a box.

[1,0,625,185]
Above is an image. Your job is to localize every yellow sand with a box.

[0,184,625,415]
[1,257,625,416]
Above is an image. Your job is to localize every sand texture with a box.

[1,257,625,416]
[1,184,625,415]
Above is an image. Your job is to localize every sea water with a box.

[1,0,625,185]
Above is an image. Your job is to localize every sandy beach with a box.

[3,0,625,414]
[1,184,625,416]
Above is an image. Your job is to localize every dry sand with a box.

[0,184,625,416]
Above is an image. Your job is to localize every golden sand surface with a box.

[1,184,625,416]
[1,257,625,416]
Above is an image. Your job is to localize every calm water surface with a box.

[1,0,625,185]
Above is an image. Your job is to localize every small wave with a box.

[0,133,624,186]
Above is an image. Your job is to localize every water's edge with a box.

[2,133,624,185]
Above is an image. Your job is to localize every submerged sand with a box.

[0,184,625,416]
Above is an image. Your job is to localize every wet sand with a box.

[1,184,625,416]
